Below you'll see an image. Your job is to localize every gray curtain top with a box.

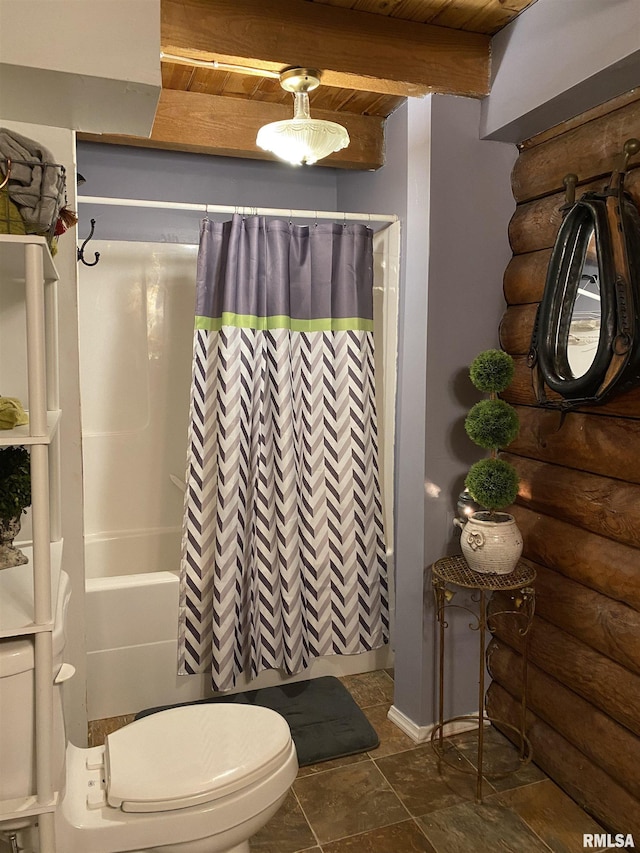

[195,215,375,331]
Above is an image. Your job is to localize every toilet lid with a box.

[105,704,293,813]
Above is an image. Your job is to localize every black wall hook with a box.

[77,218,100,266]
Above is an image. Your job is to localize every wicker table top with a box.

[431,554,536,591]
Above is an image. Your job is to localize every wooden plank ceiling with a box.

[80,0,538,169]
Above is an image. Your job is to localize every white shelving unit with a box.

[0,235,62,853]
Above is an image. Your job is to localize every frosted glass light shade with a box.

[257,88,349,166]
[257,118,350,166]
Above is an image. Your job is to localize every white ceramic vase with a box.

[460,511,523,575]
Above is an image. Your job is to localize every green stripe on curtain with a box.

[195,313,374,332]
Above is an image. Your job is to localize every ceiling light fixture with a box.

[256,68,350,166]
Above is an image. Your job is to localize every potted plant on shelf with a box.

[0,446,31,569]
[459,349,522,575]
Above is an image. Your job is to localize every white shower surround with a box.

[82,226,399,721]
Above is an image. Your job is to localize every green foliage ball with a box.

[0,446,31,521]
[465,457,519,511]
[465,399,519,450]
[469,349,515,394]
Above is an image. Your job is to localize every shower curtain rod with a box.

[78,195,398,224]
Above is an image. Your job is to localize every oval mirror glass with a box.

[567,227,601,378]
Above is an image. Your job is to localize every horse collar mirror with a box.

[528,138,640,409]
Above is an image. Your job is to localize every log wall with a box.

[493,90,640,832]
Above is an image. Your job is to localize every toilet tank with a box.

[0,570,72,802]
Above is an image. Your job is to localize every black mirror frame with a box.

[529,154,640,410]
[535,196,616,398]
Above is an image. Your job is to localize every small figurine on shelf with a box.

[0,446,32,569]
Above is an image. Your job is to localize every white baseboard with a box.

[386,705,488,743]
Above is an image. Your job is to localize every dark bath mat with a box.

[135,675,380,766]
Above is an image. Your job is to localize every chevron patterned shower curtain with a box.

[177,215,389,691]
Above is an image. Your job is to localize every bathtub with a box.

[85,535,394,721]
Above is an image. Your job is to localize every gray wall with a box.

[342,96,517,729]
[423,95,517,723]
[340,102,431,727]
[77,143,340,243]
[481,0,640,142]
[340,100,433,728]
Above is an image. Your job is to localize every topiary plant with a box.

[0,446,32,522]
[464,349,519,514]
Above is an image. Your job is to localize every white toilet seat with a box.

[105,704,293,813]
[56,703,298,853]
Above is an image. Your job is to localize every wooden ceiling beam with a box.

[78,88,385,170]
[161,0,491,98]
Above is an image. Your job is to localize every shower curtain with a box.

[178,214,389,691]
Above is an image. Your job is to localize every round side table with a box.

[430,554,536,802]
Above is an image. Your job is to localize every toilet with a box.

[0,571,298,853]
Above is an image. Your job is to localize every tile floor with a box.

[89,669,606,853]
